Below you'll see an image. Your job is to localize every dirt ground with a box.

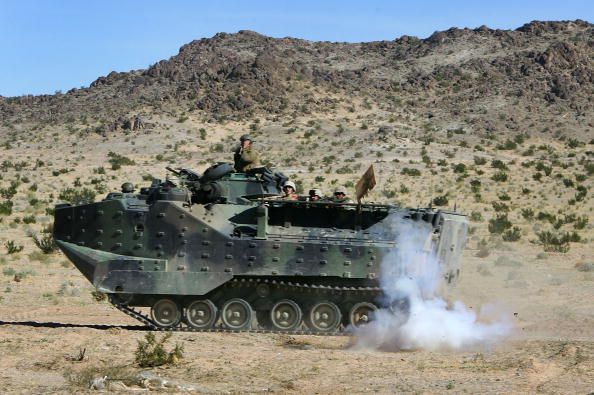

[1,242,592,394]
[0,108,592,393]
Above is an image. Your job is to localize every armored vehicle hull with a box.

[54,166,468,334]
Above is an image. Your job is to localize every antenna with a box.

[429,166,433,209]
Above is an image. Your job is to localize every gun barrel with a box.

[166,167,181,176]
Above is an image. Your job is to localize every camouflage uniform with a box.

[233,135,260,172]
[233,146,260,172]
[281,180,299,200]
[332,186,353,204]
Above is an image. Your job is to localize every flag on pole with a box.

[355,165,376,203]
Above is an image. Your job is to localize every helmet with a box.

[283,181,296,190]
[239,134,253,142]
[309,188,323,197]
[334,186,347,195]
[121,182,135,193]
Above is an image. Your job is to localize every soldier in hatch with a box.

[233,134,260,172]
[121,182,135,194]
[332,186,353,203]
[281,181,299,200]
[308,188,324,201]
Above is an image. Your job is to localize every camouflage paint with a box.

[54,167,468,304]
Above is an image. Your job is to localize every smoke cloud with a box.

[352,214,511,351]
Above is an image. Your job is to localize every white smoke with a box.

[352,214,511,351]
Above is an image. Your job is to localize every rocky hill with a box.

[1,20,592,138]
[0,22,593,393]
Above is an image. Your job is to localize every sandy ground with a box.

[0,111,592,393]
[1,243,592,394]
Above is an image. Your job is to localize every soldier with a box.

[308,188,324,201]
[233,134,260,172]
[281,181,299,200]
[121,182,135,193]
[332,186,353,203]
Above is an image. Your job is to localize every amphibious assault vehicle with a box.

[54,163,468,334]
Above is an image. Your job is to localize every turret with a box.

[159,163,288,205]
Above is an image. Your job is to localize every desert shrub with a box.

[469,179,481,193]
[322,155,336,165]
[399,184,409,194]
[58,188,96,205]
[488,214,512,234]
[5,240,23,254]
[491,172,508,182]
[336,165,353,174]
[535,162,552,176]
[514,134,526,145]
[0,185,17,199]
[22,215,36,224]
[563,231,581,243]
[491,159,509,170]
[536,231,570,253]
[382,189,396,199]
[401,168,421,176]
[135,332,183,368]
[574,216,588,230]
[521,208,534,220]
[496,139,517,150]
[532,172,542,181]
[536,211,556,223]
[107,151,135,170]
[502,226,522,242]
[563,178,574,188]
[498,192,511,201]
[567,138,581,148]
[522,147,535,156]
[453,163,466,173]
[52,168,70,176]
[30,232,57,254]
[470,211,483,222]
[432,195,448,206]
[0,200,14,216]
[492,202,509,212]
[473,156,487,165]
[575,185,587,201]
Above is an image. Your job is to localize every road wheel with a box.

[185,299,217,329]
[270,299,302,331]
[306,301,341,332]
[348,302,378,327]
[151,298,181,328]
[221,298,253,330]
